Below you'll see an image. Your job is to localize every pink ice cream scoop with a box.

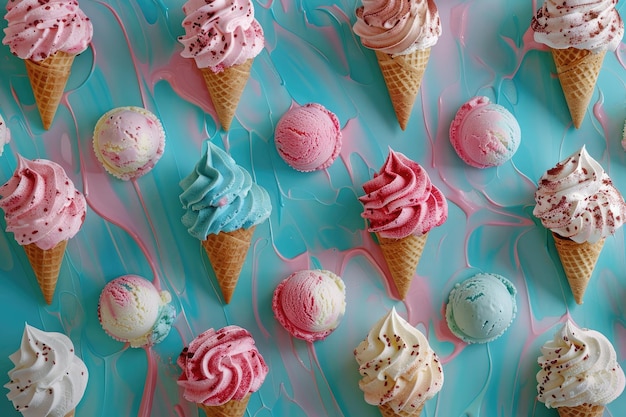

[272,269,346,342]
[93,107,166,181]
[98,275,175,348]
[274,103,342,172]
[449,96,521,168]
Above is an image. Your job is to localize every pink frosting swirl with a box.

[3,0,93,62]
[177,325,269,406]
[359,149,447,239]
[0,155,86,250]
[531,0,624,52]
[179,0,264,72]
[353,0,441,55]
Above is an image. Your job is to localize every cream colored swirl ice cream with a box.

[353,0,441,56]
[537,320,625,410]
[3,0,93,62]
[5,324,88,417]
[0,155,86,250]
[531,0,623,52]
[93,107,166,181]
[0,113,10,156]
[354,307,444,415]
[177,325,269,409]
[533,146,626,244]
[272,269,346,342]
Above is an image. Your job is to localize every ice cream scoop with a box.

[0,113,10,156]
[93,106,166,181]
[98,275,175,348]
[274,103,342,172]
[5,324,88,417]
[449,96,521,168]
[446,273,517,344]
[272,269,346,342]
[537,320,625,411]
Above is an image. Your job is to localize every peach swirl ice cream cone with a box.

[531,0,623,128]
[359,148,447,300]
[353,0,441,130]
[180,141,271,304]
[0,155,86,304]
[536,320,625,417]
[2,0,93,129]
[179,0,264,131]
[533,146,626,304]
[177,326,269,417]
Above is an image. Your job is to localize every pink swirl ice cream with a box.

[354,307,444,414]
[353,0,441,55]
[449,96,521,168]
[359,148,447,239]
[272,269,346,342]
[274,103,342,172]
[537,320,625,409]
[531,0,624,52]
[179,0,264,72]
[5,324,88,417]
[93,107,166,181]
[177,325,269,406]
[533,146,626,244]
[0,113,10,156]
[3,0,93,62]
[0,155,86,250]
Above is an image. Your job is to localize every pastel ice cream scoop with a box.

[93,106,166,181]
[272,269,346,342]
[445,273,517,344]
[449,96,521,168]
[0,113,10,156]
[274,103,342,172]
[5,324,88,417]
[98,275,176,348]
[537,320,625,412]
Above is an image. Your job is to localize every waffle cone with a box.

[552,232,605,304]
[557,403,605,417]
[378,402,424,417]
[25,51,75,130]
[201,226,256,304]
[198,394,250,417]
[551,48,606,129]
[23,240,68,304]
[200,59,253,131]
[375,48,430,130]
[375,232,428,300]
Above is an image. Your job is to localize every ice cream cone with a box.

[557,403,605,417]
[551,47,606,129]
[552,232,605,305]
[374,48,430,130]
[23,240,68,304]
[201,226,256,304]
[378,402,424,417]
[200,59,253,131]
[375,232,428,300]
[24,51,76,130]
[198,394,250,417]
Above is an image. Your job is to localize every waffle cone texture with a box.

[200,59,253,131]
[375,232,428,300]
[557,403,605,417]
[201,226,256,304]
[552,232,605,305]
[23,240,68,304]
[551,47,606,129]
[25,51,76,130]
[375,48,430,130]
[378,402,424,417]
[198,393,250,417]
